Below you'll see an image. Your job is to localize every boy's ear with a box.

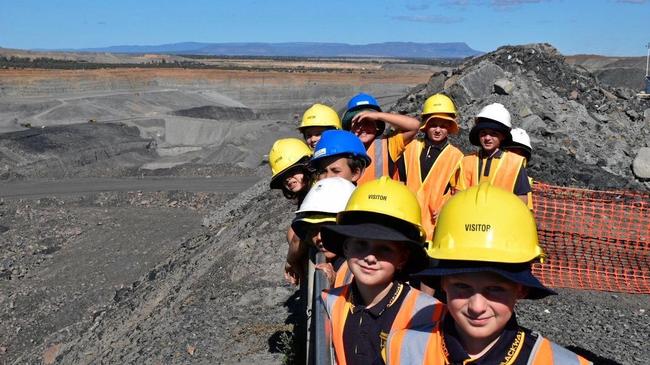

[350,167,364,183]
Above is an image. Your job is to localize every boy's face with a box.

[478,129,505,153]
[424,119,450,143]
[441,271,527,347]
[315,156,361,182]
[351,119,378,145]
[306,224,337,260]
[343,238,408,288]
[302,126,329,149]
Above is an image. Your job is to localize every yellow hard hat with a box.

[298,103,342,131]
[428,183,544,263]
[268,138,312,189]
[320,177,429,273]
[420,94,459,134]
[421,94,457,116]
[339,177,426,242]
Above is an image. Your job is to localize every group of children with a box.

[267,94,591,364]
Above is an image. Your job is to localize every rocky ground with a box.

[0,44,648,364]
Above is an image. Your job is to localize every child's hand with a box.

[315,263,336,287]
[284,261,302,286]
[431,210,439,223]
[351,111,381,127]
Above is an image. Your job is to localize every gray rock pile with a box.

[392,43,650,189]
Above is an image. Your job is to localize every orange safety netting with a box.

[531,182,650,294]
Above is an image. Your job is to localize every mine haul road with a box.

[0,176,261,199]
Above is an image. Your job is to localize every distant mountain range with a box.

[68,42,482,59]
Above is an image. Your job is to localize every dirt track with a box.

[1,176,260,199]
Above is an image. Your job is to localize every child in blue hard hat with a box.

[310,129,371,184]
[341,93,420,185]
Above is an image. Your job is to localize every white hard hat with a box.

[506,127,533,161]
[510,128,532,150]
[295,177,356,214]
[292,177,356,240]
[469,103,513,146]
[476,103,512,128]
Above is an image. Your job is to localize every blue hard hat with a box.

[342,93,383,132]
[311,130,371,167]
[346,93,382,112]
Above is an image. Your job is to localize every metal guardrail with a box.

[306,249,333,365]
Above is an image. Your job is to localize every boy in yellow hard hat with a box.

[341,93,420,185]
[320,177,442,364]
[396,93,465,240]
[298,103,342,150]
[384,184,592,365]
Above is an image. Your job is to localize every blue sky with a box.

[1,0,648,56]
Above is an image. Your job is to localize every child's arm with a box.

[285,226,306,285]
[352,111,420,144]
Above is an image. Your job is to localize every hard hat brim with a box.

[469,119,512,146]
[269,159,310,189]
[414,260,556,300]
[420,114,459,134]
[504,142,532,161]
[320,223,429,274]
[291,214,336,241]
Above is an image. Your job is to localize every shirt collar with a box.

[442,313,520,363]
[424,138,448,150]
[349,281,404,317]
[479,148,503,159]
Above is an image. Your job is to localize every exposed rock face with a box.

[0,124,156,180]
[392,43,650,190]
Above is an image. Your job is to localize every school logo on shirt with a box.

[464,223,491,232]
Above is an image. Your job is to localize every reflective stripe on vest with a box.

[375,138,384,178]
[528,335,593,365]
[322,285,442,365]
[334,261,354,288]
[462,151,525,192]
[386,323,444,365]
[358,138,389,185]
[385,305,446,365]
[321,286,351,365]
[403,141,464,240]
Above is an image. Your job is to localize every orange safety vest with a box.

[333,261,354,288]
[402,141,464,240]
[321,284,444,365]
[385,327,592,365]
[462,151,525,192]
[358,137,402,185]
